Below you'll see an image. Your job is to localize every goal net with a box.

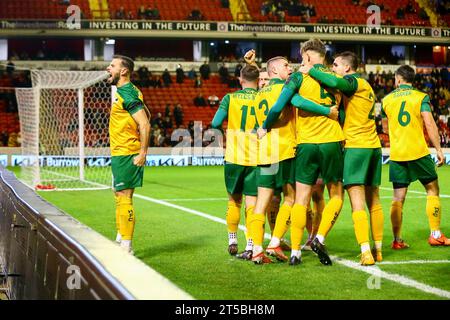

[16,70,113,191]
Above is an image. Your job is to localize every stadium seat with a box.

[0,0,89,19]
[106,0,233,21]
[243,0,433,27]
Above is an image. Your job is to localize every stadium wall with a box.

[0,165,192,300]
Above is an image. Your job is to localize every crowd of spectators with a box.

[0,66,30,146]
[366,51,405,65]
[395,0,417,19]
[256,0,438,26]
[146,103,186,147]
[187,8,205,21]
[1,61,449,148]
[9,48,81,61]
[134,5,161,20]
[215,62,240,89]
[364,67,450,147]
[0,131,21,147]
[112,4,163,20]
[261,0,316,23]
[351,0,433,26]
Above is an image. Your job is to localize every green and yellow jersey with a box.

[381,84,431,161]
[285,65,344,144]
[338,75,381,148]
[306,68,381,148]
[219,88,259,166]
[109,82,145,156]
[256,78,296,165]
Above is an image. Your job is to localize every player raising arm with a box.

[260,39,343,266]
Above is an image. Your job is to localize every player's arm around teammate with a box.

[249,56,296,264]
[269,39,345,266]
[301,52,385,265]
[259,83,338,139]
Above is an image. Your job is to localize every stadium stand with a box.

[141,75,230,124]
[245,0,431,26]
[0,1,448,147]
[0,0,449,303]
[367,67,450,147]
[2,0,447,26]
[1,64,448,148]
[107,0,233,21]
[0,0,91,20]
[0,67,234,147]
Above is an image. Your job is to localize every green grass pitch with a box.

[11,165,450,300]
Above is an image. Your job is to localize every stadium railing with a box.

[0,165,192,300]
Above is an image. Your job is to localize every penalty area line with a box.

[133,192,450,300]
[332,258,450,299]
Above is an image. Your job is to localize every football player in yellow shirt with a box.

[234,63,290,261]
[233,64,282,260]
[258,66,285,250]
[259,39,341,266]
[211,65,260,256]
[107,55,151,254]
[246,50,335,264]
[258,63,325,255]
[244,52,296,264]
[382,65,449,247]
[300,51,385,265]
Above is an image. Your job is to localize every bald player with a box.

[260,39,342,266]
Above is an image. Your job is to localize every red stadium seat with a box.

[0,0,90,19]
[242,0,434,26]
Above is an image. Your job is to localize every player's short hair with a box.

[335,51,358,71]
[395,65,415,83]
[113,54,135,73]
[240,64,259,82]
[266,56,287,75]
[259,67,267,73]
[300,38,326,57]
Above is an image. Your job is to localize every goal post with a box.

[16,70,113,191]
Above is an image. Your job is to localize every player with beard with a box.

[106,55,151,254]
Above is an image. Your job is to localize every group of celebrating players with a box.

[212,38,449,266]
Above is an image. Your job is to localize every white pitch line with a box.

[333,258,450,299]
[133,192,450,300]
[379,187,450,198]
[378,260,450,265]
